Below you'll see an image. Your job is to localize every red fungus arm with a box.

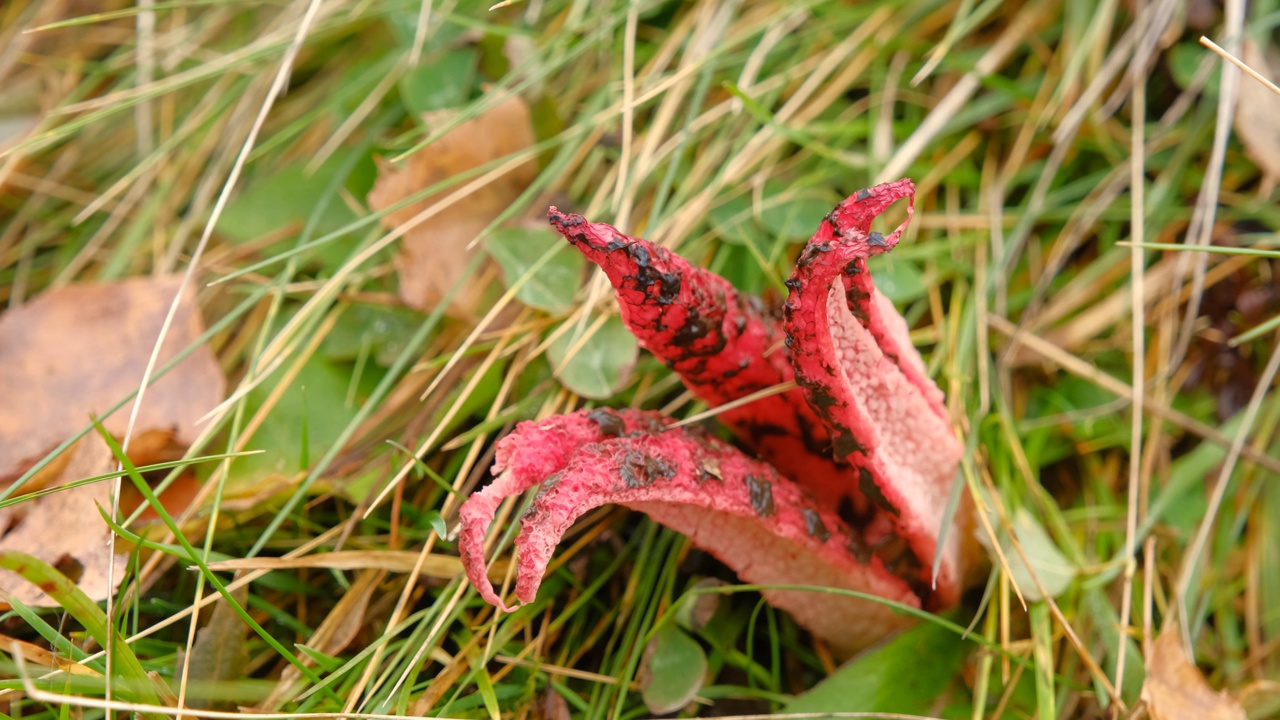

[547,210,783,403]
[458,409,918,655]
[457,408,663,610]
[782,179,968,606]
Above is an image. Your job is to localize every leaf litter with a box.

[1141,628,1246,720]
[0,276,225,605]
[183,580,250,710]
[368,95,538,318]
[1235,40,1280,194]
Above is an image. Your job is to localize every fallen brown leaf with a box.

[533,687,572,720]
[0,276,226,605]
[368,94,538,317]
[184,582,249,710]
[0,441,77,497]
[0,437,121,606]
[1141,628,1246,720]
[1235,40,1280,194]
[120,428,201,522]
[0,276,224,469]
[315,570,378,657]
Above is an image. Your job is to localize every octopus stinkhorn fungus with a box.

[459,179,974,655]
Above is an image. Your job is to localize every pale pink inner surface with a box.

[483,425,921,654]
[631,502,918,657]
[825,283,963,595]
[871,289,940,406]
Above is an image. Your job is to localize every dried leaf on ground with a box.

[185,582,249,710]
[532,687,571,720]
[1235,40,1280,193]
[119,427,201,521]
[0,632,100,676]
[0,437,119,606]
[0,276,225,605]
[309,569,378,656]
[1141,629,1246,720]
[368,95,538,317]
[0,275,224,468]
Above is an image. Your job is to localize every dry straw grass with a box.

[1,0,1278,717]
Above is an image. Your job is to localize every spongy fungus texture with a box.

[459,180,970,654]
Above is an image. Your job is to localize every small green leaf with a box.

[238,354,359,484]
[710,188,837,245]
[871,258,928,303]
[708,194,755,245]
[675,578,726,632]
[760,195,835,239]
[296,644,345,673]
[216,151,364,251]
[640,625,707,715]
[784,618,969,714]
[486,227,585,313]
[426,510,448,539]
[385,10,468,50]
[400,50,478,114]
[1169,42,1219,96]
[322,304,424,367]
[984,508,1077,601]
[546,315,637,399]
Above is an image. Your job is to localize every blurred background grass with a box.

[1,0,1279,717]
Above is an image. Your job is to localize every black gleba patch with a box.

[745,475,776,517]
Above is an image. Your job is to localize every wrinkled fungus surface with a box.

[459,179,971,654]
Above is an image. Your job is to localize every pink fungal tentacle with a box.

[825,181,948,422]
[547,209,785,404]
[783,179,967,607]
[458,408,667,611]
[459,408,918,655]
